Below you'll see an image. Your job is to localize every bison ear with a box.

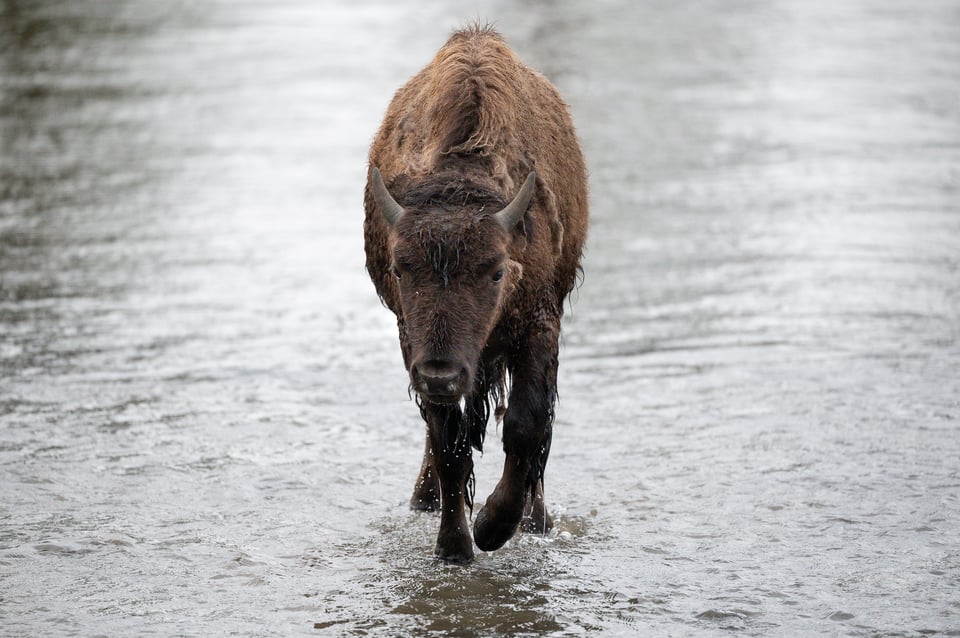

[371,167,405,227]
[494,171,537,231]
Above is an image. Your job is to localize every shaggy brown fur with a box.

[363,24,588,563]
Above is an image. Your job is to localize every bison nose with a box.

[411,361,467,403]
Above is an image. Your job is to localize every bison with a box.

[363,25,588,562]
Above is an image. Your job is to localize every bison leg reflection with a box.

[424,403,475,563]
[474,323,559,551]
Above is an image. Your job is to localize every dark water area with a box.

[2,0,959,635]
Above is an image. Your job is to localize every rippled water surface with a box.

[2,1,959,635]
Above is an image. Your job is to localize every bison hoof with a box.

[410,475,440,512]
[410,494,440,512]
[434,537,474,564]
[520,508,554,534]
[520,491,554,534]
[473,497,524,552]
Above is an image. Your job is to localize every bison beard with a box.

[363,25,588,562]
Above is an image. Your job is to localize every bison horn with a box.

[371,167,405,226]
[494,171,537,231]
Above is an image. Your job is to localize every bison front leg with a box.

[423,403,474,563]
[474,322,558,552]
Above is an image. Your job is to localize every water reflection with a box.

[313,512,597,634]
[390,563,564,634]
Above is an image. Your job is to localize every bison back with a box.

[365,25,588,308]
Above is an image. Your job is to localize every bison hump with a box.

[418,26,526,160]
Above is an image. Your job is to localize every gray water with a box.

[2,0,959,635]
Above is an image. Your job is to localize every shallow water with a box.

[2,0,959,635]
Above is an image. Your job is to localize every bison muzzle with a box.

[364,25,588,562]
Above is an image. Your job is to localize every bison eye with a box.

[392,265,402,280]
[492,269,504,283]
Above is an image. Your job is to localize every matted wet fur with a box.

[364,24,588,562]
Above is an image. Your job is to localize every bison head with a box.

[371,168,536,405]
